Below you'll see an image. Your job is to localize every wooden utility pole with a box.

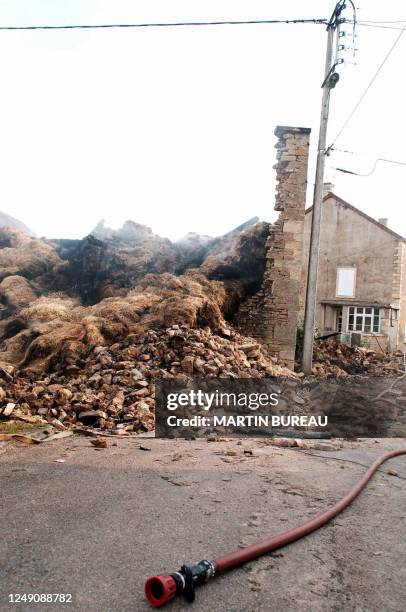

[302,1,345,374]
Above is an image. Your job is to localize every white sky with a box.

[0,0,405,240]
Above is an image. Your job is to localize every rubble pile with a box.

[1,218,404,437]
[312,338,403,377]
[0,325,292,434]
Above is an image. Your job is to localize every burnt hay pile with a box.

[0,222,401,436]
[0,220,285,433]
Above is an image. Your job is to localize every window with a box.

[336,267,356,297]
[348,307,380,333]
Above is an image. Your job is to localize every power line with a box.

[352,22,406,31]
[328,24,406,151]
[336,158,406,176]
[0,18,328,31]
[356,19,406,24]
[330,146,359,154]
[332,145,404,156]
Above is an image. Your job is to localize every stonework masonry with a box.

[301,193,406,352]
[236,125,311,369]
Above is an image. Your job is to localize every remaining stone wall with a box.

[236,125,311,369]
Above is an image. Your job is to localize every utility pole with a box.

[302,0,345,374]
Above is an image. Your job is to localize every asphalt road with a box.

[1,436,406,612]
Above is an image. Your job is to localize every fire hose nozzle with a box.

[144,575,178,608]
[145,560,215,607]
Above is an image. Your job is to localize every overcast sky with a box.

[0,0,405,240]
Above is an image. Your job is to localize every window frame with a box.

[348,306,380,333]
[336,307,343,332]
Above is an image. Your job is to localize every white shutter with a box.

[336,267,356,297]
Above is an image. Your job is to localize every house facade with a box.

[302,192,406,352]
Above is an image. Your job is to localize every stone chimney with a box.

[236,125,311,369]
[323,182,335,197]
[378,218,388,227]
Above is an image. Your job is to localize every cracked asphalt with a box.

[1,436,406,612]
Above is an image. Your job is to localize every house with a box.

[302,190,406,352]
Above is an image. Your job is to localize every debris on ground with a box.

[90,436,108,449]
[0,429,73,444]
[0,433,42,444]
[0,324,293,434]
[310,338,403,378]
[268,438,343,451]
[1,222,404,437]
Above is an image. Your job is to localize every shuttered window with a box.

[336,267,356,297]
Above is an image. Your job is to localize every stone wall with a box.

[301,194,406,351]
[236,125,311,369]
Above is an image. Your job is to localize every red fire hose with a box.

[145,448,406,607]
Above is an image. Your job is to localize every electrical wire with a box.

[336,158,406,176]
[352,22,406,32]
[0,18,328,31]
[330,146,358,154]
[328,24,406,151]
[355,19,406,24]
[332,145,406,159]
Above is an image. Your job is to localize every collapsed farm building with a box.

[0,126,403,434]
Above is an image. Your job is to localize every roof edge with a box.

[305,192,406,242]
